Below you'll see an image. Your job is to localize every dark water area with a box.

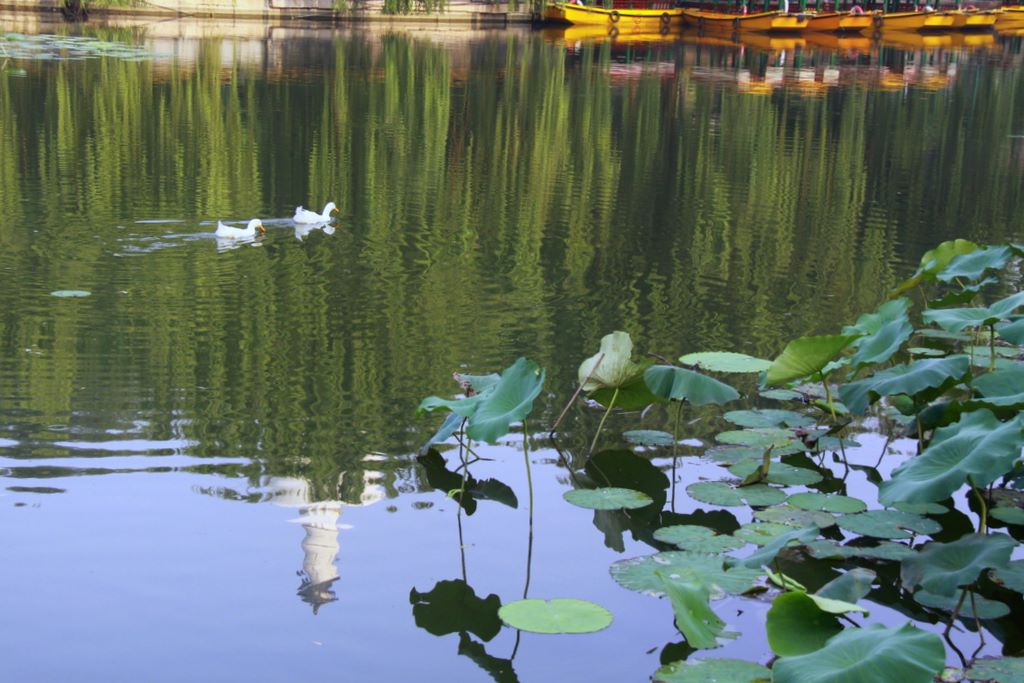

[1,17,1023,680]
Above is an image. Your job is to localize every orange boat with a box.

[804,10,875,31]
[943,8,999,28]
[995,5,1024,26]
[873,9,957,29]
[682,7,811,30]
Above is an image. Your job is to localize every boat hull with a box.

[995,6,1024,27]
[682,8,810,31]
[544,2,685,28]
[874,10,957,30]
[944,9,999,29]
[804,11,875,31]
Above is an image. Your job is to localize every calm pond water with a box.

[1,16,1023,681]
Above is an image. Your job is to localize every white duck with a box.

[215,219,266,239]
[294,202,338,224]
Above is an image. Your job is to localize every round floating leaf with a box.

[705,446,765,465]
[912,590,1010,619]
[772,624,945,683]
[644,365,740,406]
[805,540,915,562]
[578,331,643,392]
[755,505,835,529]
[761,389,804,401]
[623,429,674,447]
[678,352,772,374]
[715,428,798,448]
[498,598,611,634]
[609,551,761,597]
[686,481,787,507]
[908,347,946,358]
[990,560,1024,594]
[729,461,823,486]
[654,658,771,683]
[836,510,941,539]
[723,409,815,429]
[901,533,1016,596]
[892,501,948,515]
[966,658,1024,683]
[992,507,1024,525]
[765,334,861,386]
[50,290,90,297]
[787,493,866,514]
[563,487,652,511]
[733,522,793,546]
[653,525,744,553]
[767,591,843,656]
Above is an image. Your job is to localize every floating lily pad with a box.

[760,389,804,401]
[787,493,866,514]
[892,501,948,515]
[755,505,835,529]
[563,487,652,511]
[836,510,941,539]
[610,551,761,597]
[724,409,815,429]
[992,507,1024,525]
[653,525,745,553]
[804,540,915,561]
[912,590,1010,619]
[767,591,842,656]
[729,461,823,487]
[705,446,765,465]
[654,658,771,683]
[966,658,1024,683]
[686,481,787,507]
[715,428,800,449]
[733,522,793,546]
[497,598,612,634]
[50,290,90,298]
[678,352,772,374]
[623,429,674,447]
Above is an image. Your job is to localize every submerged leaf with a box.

[498,598,612,634]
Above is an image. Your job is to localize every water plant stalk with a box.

[589,387,619,456]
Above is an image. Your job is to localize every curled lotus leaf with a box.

[936,245,1013,282]
[578,331,643,392]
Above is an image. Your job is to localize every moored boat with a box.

[804,10,875,31]
[543,2,685,28]
[682,7,811,31]
[873,9,957,29]
[995,5,1024,26]
[943,8,999,29]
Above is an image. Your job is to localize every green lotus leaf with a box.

[733,522,793,546]
[609,551,762,597]
[465,358,546,444]
[714,428,798,448]
[912,590,1010,619]
[754,505,836,529]
[767,591,842,657]
[728,460,823,486]
[930,277,998,308]
[992,507,1024,525]
[804,540,915,561]
[835,510,941,539]
[922,291,1024,333]
[908,347,946,357]
[723,409,815,429]
[878,410,1024,506]
[623,429,675,447]
[658,575,731,649]
[678,351,772,374]
[760,389,804,401]
[653,658,771,683]
[644,365,740,406]
[771,624,945,683]
[590,371,662,410]
[890,239,979,296]
[970,366,1024,409]
[937,245,1013,282]
[843,299,913,369]
[50,289,91,297]
[996,318,1024,345]
[653,525,745,553]
[990,560,1024,593]
[578,331,643,392]
[741,525,819,569]
[497,598,612,634]
[966,658,1024,683]
[787,492,866,514]
[816,568,876,605]
[765,334,861,386]
[838,355,970,415]
[892,501,948,515]
[705,446,765,465]
[563,487,653,511]
[686,481,787,507]
[901,533,1016,596]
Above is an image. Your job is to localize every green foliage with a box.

[644,365,740,406]
[835,510,941,539]
[838,355,970,416]
[900,533,1016,596]
[765,334,861,385]
[766,591,842,656]
[654,658,770,683]
[497,599,612,634]
[563,487,652,511]
[659,575,732,649]
[678,352,772,374]
[966,658,1024,683]
[653,525,745,553]
[578,331,644,392]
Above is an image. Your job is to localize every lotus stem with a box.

[989,323,996,372]
[670,400,682,511]
[522,420,534,601]
[820,372,837,422]
[969,478,987,534]
[944,588,969,637]
[588,387,619,456]
[550,352,605,440]
[457,418,469,581]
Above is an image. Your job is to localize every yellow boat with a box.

[995,5,1024,26]
[543,2,685,28]
[873,9,957,30]
[943,8,999,29]
[682,7,811,31]
[804,10,875,31]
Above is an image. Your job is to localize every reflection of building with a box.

[263,471,385,614]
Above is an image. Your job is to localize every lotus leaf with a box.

[766,591,843,656]
[497,598,612,634]
[900,533,1016,596]
[937,245,1013,282]
[992,507,1024,525]
[714,428,798,448]
[922,291,1024,333]
[728,460,823,486]
[966,658,1024,683]
[678,351,772,374]
[838,355,970,415]
[804,540,915,561]
[653,658,771,683]
[912,590,1010,619]
[878,410,1024,506]
[733,522,793,546]
[765,334,861,386]
[835,510,940,539]
[741,526,819,569]
[723,409,815,429]
[754,505,835,529]
[644,365,740,406]
[465,358,545,443]
[843,299,913,369]
[623,429,675,447]
[787,492,866,514]
[658,575,730,649]
[990,560,1024,594]
[816,568,876,605]
[578,331,643,392]
[609,551,762,597]
[563,487,653,511]
[892,501,948,515]
[653,525,745,553]
[705,446,765,465]
[970,366,1024,409]
[760,389,804,401]
[686,481,787,507]
[996,318,1024,345]
[771,624,945,683]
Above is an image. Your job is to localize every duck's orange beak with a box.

[258,224,266,236]
[331,207,339,214]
